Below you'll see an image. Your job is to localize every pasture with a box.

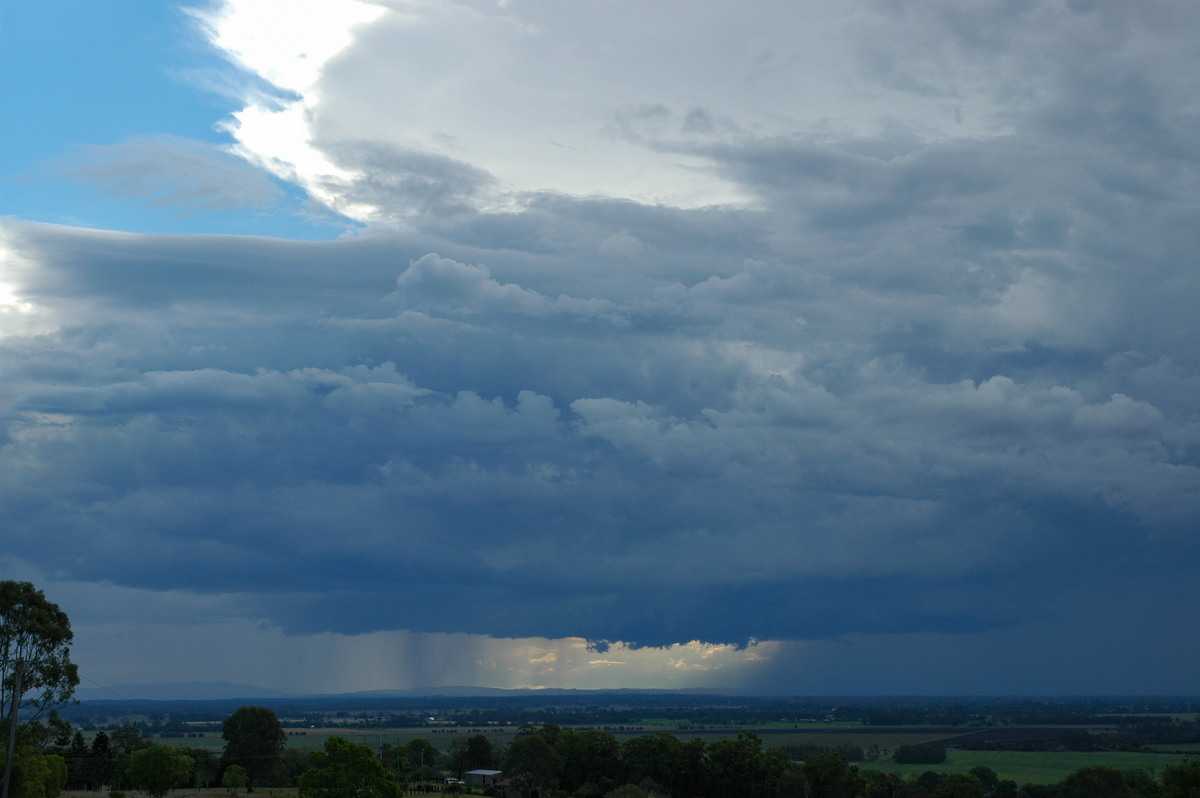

[145,722,1198,787]
[866,748,1192,785]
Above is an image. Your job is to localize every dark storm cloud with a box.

[3,0,1200,691]
[4,182,1198,653]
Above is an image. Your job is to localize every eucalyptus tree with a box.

[0,581,79,723]
[222,706,286,789]
[0,581,79,798]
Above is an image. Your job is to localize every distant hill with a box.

[75,681,294,701]
[75,682,744,702]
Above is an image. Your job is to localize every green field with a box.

[868,749,1192,786]
[267,725,954,754]
[148,723,1198,788]
[1144,743,1200,753]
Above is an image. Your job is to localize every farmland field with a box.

[153,723,1198,788]
[133,712,1200,791]
[262,723,962,753]
[866,748,1192,785]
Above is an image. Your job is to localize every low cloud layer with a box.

[2,0,1199,693]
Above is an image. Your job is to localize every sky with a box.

[2,0,1199,698]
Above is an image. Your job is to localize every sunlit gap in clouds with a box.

[72,620,780,694]
[0,236,50,338]
[48,574,779,694]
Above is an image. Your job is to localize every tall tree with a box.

[621,732,705,798]
[127,744,193,798]
[0,583,79,723]
[64,732,88,790]
[801,752,860,798]
[0,582,79,798]
[449,734,497,777]
[88,732,116,790]
[402,738,438,780]
[222,707,286,790]
[503,734,563,798]
[555,729,620,794]
[298,736,401,798]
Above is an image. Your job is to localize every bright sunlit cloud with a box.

[0,237,49,338]
[192,0,1020,221]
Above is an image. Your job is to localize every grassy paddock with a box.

[1144,743,1200,753]
[868,749,1192,785]
[139,725,1198,789]
[271,725,957,754]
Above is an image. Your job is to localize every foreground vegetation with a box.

[11,706,1199,798]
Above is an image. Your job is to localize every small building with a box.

[465,769,503,787]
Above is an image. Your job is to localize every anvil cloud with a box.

[1,0,1199,695]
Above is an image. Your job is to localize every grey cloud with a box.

[391,253,622,325]
[62,135,283,212]
[4,1,1200,682]
[318,140,496,222]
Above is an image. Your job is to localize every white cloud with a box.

[195,0,1028,222]
[0,238,49,338]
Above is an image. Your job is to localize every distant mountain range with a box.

[76,682,295,701]
[75,682,741,702]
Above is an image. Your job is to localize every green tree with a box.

[277,748,314,788]
[0,583,79,723]
[449,733,497,777]
[464,732,496,771]
[703,732,780,798]
[88,731,116,789]
[504,733,563,798]
[187,748,219,789]
[801,752,860,798]
[222,764,248,794]
[969,767,1000,793]
[108,727,148,789]
[917,770,943,794]
[298,736,400,798]
[1162,759,1200,798]
[63,733,87,790]
[0,747,66,798]
[126,744,193,798]
[1059,765,1133,798]
[933,773,985,798]
[995,779,1020,798]
[1,583,79,798]
[401,738,438,781]
[859,768,903,798]
[222,707,286,790]
[621,732,705,798]
[555,730,620,794]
